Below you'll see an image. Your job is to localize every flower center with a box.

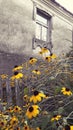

[46,57,48,60]
[16,127,20,130]
[15,107,18,110]
[14,65,18,68]
[35,70,38,72]
[25,126,28,130]
[34,91,39,96]
[29,107,34,112]
[66,88,70,91]
[13,120,17,124]
[53,115,57,118]
[1,122,4,126]
[30,57,33,60]
[14,72,19,75]
[8,108,11,111]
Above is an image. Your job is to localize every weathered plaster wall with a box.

[0,0,35,54]
[0,0,72,56]
[52,16,72,55]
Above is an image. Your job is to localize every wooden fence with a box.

[0,79,24,110]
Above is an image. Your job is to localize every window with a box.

[35,9,51,42]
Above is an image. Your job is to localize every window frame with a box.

[35,8,51,42]
[32,5,53,51]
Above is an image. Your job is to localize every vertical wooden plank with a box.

[6,79,12,107]
[15,79,21,107]
[0,80,3,111]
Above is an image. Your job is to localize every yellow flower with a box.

[13,106,22,113]
[11,72,23,80]
[36,127,41,130]
[30,90,46,103]
[45,56,51,62]
[39,47,49,55]
[39,51,43,55]
[51,53,57,59]
[29,57,37,65]
[61,87,72,96]
[41,47,49,53]
[24,125,30,130]
[23,95,29,101]
[51,115,61,121]
[0,74,8,79]
[26,105,39,119]
[7,107,13,113]
[70,126,73,130]
[12,65,23,72]
[0,111,4,117]
[32,70,41,75]
[23,103,30,108]
[10,116,18,126]
[0,120,7,128]
[5,128,9,130]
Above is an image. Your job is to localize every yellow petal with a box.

[32,105,39,109]
[26,111,33,119]
[36,95,41,102]
[61,87,66,92]
[39,93,46,98]
[70,126,73,130]
[30,96,34,102]
[32,109,39,117]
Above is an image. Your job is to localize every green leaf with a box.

[51,121,57,129]
[55,86,61,94]
[58,107,64,114]
[41,116,49,130]
[24,87,29,95]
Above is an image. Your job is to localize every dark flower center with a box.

[1,122,4,126]
[25,126,28,130]
[30,57,33,60]
[15,107,18,110]
[16,127,20,130]
[8,108,11,111]
[14,65,18,68]
[14,72,19,75]
[34,91,39,96]
[35,70,38,72]
[46,57,48,60]
[53,115,57,118]
[66,88,70,91]
[44,47,47,49]
[29,107,34,112]
[13,120,16,124]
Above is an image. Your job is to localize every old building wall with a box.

[0,0,73,56]
[52,16,72,55]
[32,0,73,56]
[0,0,35,54]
